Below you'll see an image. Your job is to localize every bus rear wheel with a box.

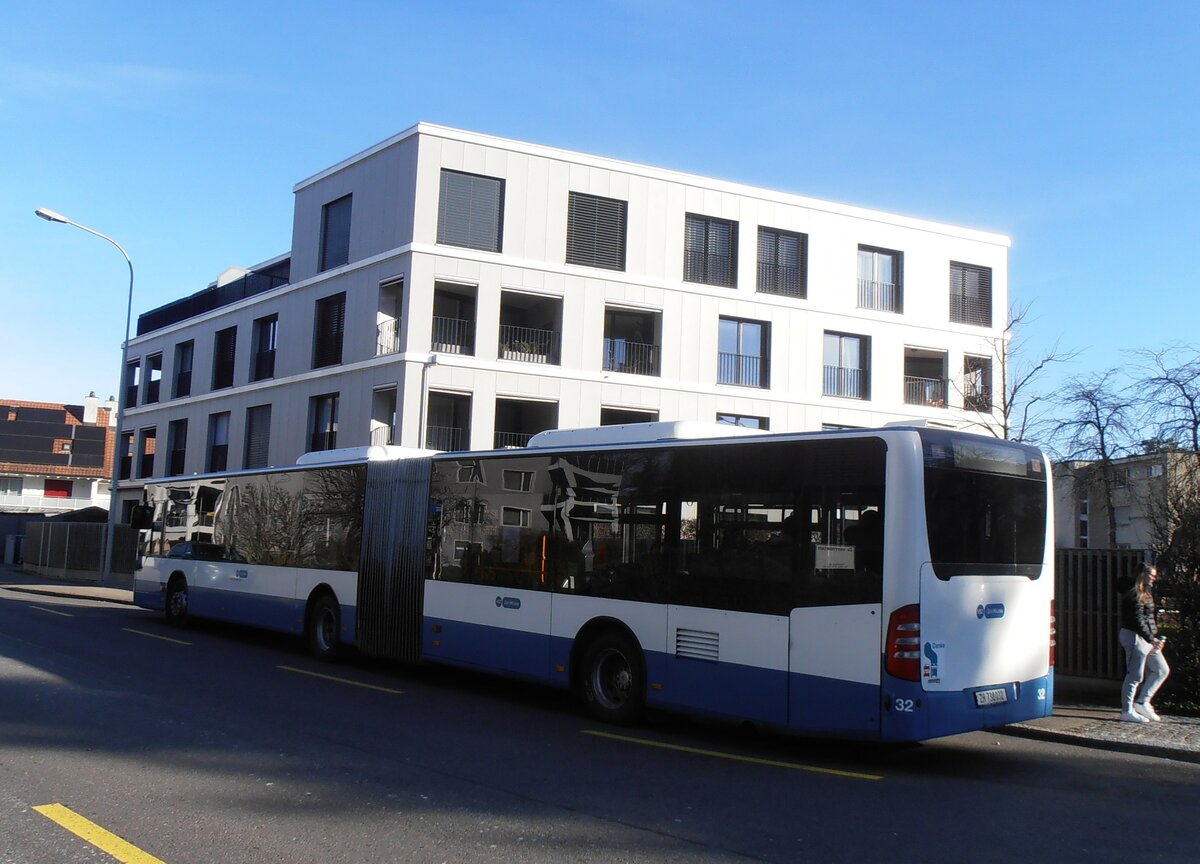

[307,595,341,661]
[165,577,189,628]
[580,631,645,725]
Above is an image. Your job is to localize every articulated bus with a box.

[133,422,1054,741]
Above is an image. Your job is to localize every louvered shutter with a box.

[566,192,627,270]
[437,170,503,252]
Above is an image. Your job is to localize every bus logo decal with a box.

[496,596,521,610]
[977,603,1005,620]
[923,641,943,683]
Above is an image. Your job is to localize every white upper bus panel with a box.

[526,421,768,449]
[294,445,440,466]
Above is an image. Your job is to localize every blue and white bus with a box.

[133,422,1054,741]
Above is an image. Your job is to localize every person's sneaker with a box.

[1119,710,1150,723]
[1135,702,1162,722]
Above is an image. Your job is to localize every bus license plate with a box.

[974,687,1008,707]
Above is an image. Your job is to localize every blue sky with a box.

[4,1,1197,413]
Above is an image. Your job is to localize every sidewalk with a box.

[2,567,1198,763]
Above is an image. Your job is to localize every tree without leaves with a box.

[1051,369,1135,548]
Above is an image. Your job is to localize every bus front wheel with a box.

[307,595,341,661]
[580,631,645,725]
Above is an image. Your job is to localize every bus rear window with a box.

[921,432,1047,579]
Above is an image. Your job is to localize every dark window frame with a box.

[566,191,627,271]
[319,195,352,272]
[437,169,504,253]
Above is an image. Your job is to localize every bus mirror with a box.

[129,504,154,531]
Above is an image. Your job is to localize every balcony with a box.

[370,425,395,447]
[252,349,276,381]
[603,338,660,377]
[0,493,104,513]
[499,324,560,364]
[137,269,289,336]
[426,425,465,451]
[432,316,473,354]
[857,279,901,313]
[824,365,866,399]
[718,352,767,388]
[494,431,534,449]
[377,320,401,356]
[904,376,947,408]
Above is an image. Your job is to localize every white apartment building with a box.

[114,123,1009,517]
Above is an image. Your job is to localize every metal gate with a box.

[1054,548,1148,679]
[357,457,433,662]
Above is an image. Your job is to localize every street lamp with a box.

[35,207,134,585]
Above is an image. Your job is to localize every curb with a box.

[997,722,1200,765]
[0,584,136,606]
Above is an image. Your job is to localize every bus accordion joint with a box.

[886,604,921,681]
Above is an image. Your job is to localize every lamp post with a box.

[35,207,134,585]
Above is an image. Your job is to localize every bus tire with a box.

[307,594,341,661]
[580,630,645,725]
[164,576,190,628]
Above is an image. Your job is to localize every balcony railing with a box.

[252,349,276,381]
[377,319,401,356]
[309,431,337,453]
[498,324,560,364]
[757,262,804,298]
[824,365,866,399]
[0,493,106,512]
[950,294,992,327]
[145,379,160,404]
[684,251,735,287]
[426,425,465,451]
[718,352,767,388]
[964,384,992,412]
[858,279,901,313]
[603,338,660,376]
[494,430,534,449]
[432,316,473,354]
[904,376,947,408]
[370,425,395,447]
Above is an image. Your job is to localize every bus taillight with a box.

[886,604,921,681]
[1049,599,1056,667]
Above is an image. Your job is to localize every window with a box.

[173,340,193,399]
[503,469,535,492]
[857,246,902,313]
[124,360,140,409]
[501,507,531,528]
[717,413,769,430]
[566,192,627,271]
[949,262,993,327]
[244,405,271,469]
[145,354,163,404]
[119,432,134,480]
[964,356,993,412]
[167,419,187,476]
[207,412,230,472]
[823,332,870,399]
[431,284,476,355]
[44,479,73,499]
[437,169,504,252]
[425,392,469,451]
[319,195,352,271]
[757,228,807,298]
[251,314,278,381]
[309,393,339,452]
[718,317,770,388]
[0,477,21,495]
[904,348,948,408]
[685,214,737,287]
[312,292,346,368]
[212,326,237,390]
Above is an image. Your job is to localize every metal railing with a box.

[309,432,337,453]
[857,278,900,313]
[950,294,992,327]
[0,493,106,512]
[904,375,947,407]
[1056,548,1147,679]
[602,338,660,376]
[431,316,473,354]
[370,425,395,447]
[498,324,560,363]
[684,251,735,287]
[823,365,865,399]
[494,431,534,449]
[376,319,401,356]
[757,262,804,297]
[964,382,992,412]
[718,352,766,388]
[425,425,465,451]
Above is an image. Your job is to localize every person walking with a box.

[1118,563,1170,723]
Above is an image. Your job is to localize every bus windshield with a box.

[921,431,1047,579]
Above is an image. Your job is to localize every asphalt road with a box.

[1,586,1197,864]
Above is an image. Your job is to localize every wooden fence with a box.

[1054,548,1148,680]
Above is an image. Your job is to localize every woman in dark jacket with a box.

[1118,563,1170,722]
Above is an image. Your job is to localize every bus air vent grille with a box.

[675,628,719,662]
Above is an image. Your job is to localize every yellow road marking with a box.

[278,665,404,694]
[30,605,73,617]
[581,729,884,781]
[34,803,166,864]
[122,627,191,646]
